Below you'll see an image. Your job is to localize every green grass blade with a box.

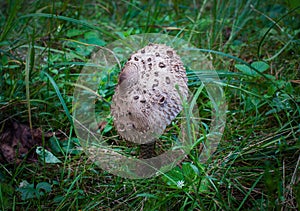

[41,71,73,127]
[25,34,35,129]
[257,6,300,58]
[237,174,263,210]
[18,13,118,39]
[0,0,22,42]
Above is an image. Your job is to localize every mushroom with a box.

[111,43,188,158]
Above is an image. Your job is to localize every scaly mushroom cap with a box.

[111,43,188,144]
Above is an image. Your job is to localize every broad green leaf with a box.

[49,137,64,154]
[17,181,52,200]
[17,181,37,200]
[36,182,52,196]
[235,61,269,77]
[251,61,269,73]
[84,31,106,46]
[103,125,113,133]
[182,162,198,178]
[66,29,85,37]
[61,137,82,155]
[199,177,210,193]
[36,146,62,163]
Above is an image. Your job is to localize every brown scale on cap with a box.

[111,43,188,158]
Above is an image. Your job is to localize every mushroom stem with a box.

[139,140,157,159]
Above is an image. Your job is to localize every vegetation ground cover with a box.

[0,0,299,210]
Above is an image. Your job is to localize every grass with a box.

[0,0,300,210]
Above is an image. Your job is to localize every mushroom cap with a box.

[111,43,188,144]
